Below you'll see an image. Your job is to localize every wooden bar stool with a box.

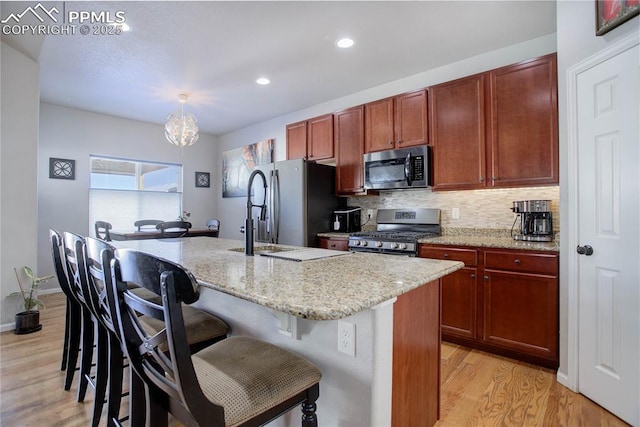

[82,236,231,426]
[107,248,322,426]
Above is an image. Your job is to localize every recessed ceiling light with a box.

[336,38,354,49]
[256,77,270,85]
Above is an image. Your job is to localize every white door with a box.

[576,44,639,425]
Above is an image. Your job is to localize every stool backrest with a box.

[49,229,77,303]
[108,248,224,423]
[83,237,119,336]
[62,232,89,309]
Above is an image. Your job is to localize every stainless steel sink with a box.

[228,245,294,254]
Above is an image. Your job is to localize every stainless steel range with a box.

[348,208,441,256]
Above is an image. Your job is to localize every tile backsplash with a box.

[347,186,560,234]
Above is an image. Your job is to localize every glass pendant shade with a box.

[165,94,199,147]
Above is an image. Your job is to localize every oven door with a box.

[348,239,417,256]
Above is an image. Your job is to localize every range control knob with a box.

[361,240,368,247]
[390,242,399,249]
[399,243,407,250]
[353,240,360,246]
[375,241,383,248]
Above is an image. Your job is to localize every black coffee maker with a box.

[511,200,554,242]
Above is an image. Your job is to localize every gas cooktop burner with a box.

[347,208,441,255]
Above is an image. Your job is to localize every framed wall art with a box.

[221,138,273,198]
[596,0,639,35]
[49,157,75,180]
[195,171,210,188]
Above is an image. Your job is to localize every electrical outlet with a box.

[337,320,356,356]
[452,208,460,219]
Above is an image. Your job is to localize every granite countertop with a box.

[112,237,463,320]
[318,229,559,252]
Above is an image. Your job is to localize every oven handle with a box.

[404,153,412,186]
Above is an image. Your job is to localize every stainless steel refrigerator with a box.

[252,158,338,247]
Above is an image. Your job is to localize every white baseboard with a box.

[1,288,63,332]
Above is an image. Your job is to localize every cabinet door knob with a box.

[330,244,336,248]
[398,140,403,145]
[484,275,489,280]
[514,259,521,264]
[388,141,393,145]
[479,177,484,183]
[443,253,449,258]
[470,274,476,279]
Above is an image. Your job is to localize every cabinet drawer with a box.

[420,246,478,267]
[484,250,558,275]
[318,237,349,251]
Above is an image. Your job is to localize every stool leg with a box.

[61,299,71,371]
[90,326,109,427]
[129,370,146,427]
[146,384,169,427]
[77,311,95,402]
[64,304,82,390]
[106,337,123,427]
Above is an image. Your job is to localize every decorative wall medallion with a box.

[195,171,210,188]
[49,158,75,180]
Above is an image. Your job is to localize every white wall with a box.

[0,42,40,327]
[555,1,639,379]
[37,103,219,286]
[215,34,558,240]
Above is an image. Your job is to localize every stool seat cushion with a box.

[192,336,322,426]
[140,305,229,348]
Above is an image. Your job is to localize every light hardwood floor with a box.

[0,293,629,426]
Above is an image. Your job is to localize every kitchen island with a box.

[112,237,464,426]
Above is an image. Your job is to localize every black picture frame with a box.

[596,0,639,36]
[195,171,210,188]
[49,157,75,180]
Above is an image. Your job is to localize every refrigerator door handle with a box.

[272,170,280,244]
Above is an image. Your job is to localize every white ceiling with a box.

[2,1,556,136]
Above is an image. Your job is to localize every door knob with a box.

[576,245,594,256]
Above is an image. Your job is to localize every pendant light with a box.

[165,93,199,147]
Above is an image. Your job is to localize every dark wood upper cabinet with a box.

[307,114,334,161]
[430,73,487,190]
[286,120,307,160]
[286,114,334,161]
[364,97,394,153]
[429,53,558,191]
[334,106,365,195]
[488,53,559,187]
[395,90,429,148]
[365,90,428,153]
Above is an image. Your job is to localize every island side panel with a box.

[392,279,441,427]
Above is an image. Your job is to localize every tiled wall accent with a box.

[348,186,560,235]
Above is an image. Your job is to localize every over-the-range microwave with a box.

[363,145,431,190]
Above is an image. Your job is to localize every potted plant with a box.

[10,266,54,334]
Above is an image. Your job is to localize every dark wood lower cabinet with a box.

[441,267,478,339]
[483,269,558,361]
[317,236,349,251]
[420,244,559,369]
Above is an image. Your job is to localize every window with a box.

[89,156,183,234]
